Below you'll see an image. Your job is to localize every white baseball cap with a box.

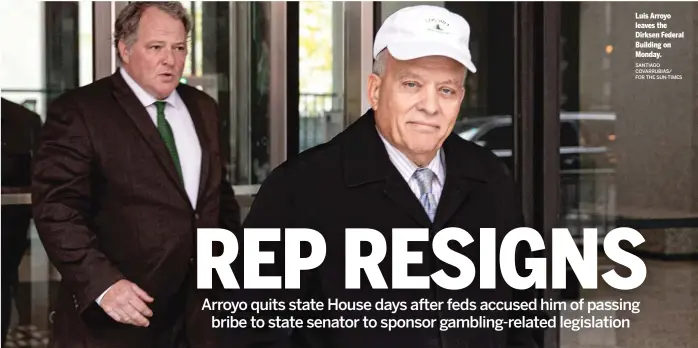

[373,5,476,73]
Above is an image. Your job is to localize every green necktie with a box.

[154,101,183,182]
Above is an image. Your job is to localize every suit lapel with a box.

[110,71,189,203]
[177,85,211,207]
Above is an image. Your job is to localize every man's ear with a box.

[367,73,381,110]
[118,40,130,65]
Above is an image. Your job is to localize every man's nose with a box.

[162,48,175,66]
[419,89,439,116]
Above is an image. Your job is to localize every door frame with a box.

[516,2,562,348]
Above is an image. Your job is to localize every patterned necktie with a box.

[154,101,183,182]
[413,168,437,222]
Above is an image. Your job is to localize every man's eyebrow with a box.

[395,72,422,80]
[144,40,187,46]
[438,78,462,86]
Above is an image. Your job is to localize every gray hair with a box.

[372,49,468,84]
[373,50,388,76]
[113,2,192,62]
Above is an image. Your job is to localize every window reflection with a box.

[560,2,698,347]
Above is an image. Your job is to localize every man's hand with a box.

[98,279,154,327]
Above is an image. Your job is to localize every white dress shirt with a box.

[377,129,446,204]
[96,69,202,305]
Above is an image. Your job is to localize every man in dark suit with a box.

[2,98,43,345]
[233,5,542,348]
[31,2,240,347]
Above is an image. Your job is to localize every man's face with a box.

[368,53,466,166]
[118,7,187,100]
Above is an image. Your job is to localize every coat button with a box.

[194,213,200,220]
[189,258,194,265]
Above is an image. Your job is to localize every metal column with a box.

[343,2,374,126]
[268,2,288,169]
[93,1,127,80]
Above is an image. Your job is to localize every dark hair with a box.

[113,1,192,61]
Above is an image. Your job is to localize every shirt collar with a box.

[376,127,446,185]
[119,68,179,108]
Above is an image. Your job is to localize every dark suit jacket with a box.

[31,70,241,348]
[231,110,543,348]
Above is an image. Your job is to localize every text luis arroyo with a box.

[195,227,646,291]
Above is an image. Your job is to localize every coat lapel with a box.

[383,173,433,228]
[341,110,432,228]
[176,85,211,207]
[110,71,190,203]
[431,134,490,230]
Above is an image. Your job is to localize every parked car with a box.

[454,112,617,172]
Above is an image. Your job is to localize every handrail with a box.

[2,193,32,206]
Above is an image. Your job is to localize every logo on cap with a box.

[425,18,450,34]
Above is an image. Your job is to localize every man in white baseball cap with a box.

[231,5,543,348]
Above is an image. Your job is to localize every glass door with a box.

[552,2,698,348]
[182,1,291,218]
[294,2,372,153]
[1,2,94,346]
